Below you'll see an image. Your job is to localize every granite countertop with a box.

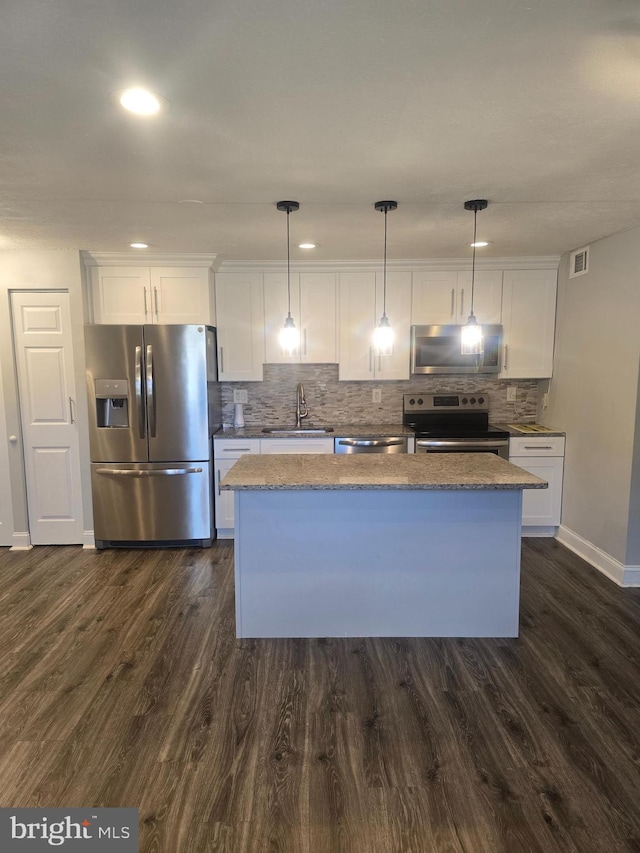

[220,452,547,491]
[493,422,566,438]
[216,423,414,439]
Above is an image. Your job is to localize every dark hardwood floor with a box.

[0,538,639,852]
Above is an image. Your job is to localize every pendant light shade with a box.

[461,199,488,355]
[373,200,397,356]
[277,200,300,356]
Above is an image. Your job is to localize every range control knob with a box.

[461,397,468,404]
[417,398,423,405]
[478,396,485,405]
[409,398,415,405]
[470,397,476,404]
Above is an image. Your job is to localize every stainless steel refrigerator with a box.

[85,324,221,548]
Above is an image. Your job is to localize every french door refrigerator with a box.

[85,324,221,548]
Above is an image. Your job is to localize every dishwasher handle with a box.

[337,437,406,447]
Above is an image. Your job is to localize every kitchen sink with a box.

[261,427,334,434]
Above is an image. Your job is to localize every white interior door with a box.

[11,291,84,544]
[0,359,14,546]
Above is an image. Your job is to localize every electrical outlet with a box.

[372,388,382,403]
[233,389,248,404]
[506,387,517,402]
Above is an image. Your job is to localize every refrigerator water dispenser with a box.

[95,379,129,428]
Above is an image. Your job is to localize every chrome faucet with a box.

[295,383,309,428]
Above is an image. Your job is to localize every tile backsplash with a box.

[221,364,538,426]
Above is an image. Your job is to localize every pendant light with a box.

[461,199,488,355]
[373,200,397,356]
[277,200,300,356]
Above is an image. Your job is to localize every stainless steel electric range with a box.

[403,393,510,459]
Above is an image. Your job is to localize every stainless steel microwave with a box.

[410,324,503,375]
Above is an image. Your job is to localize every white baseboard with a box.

[83,530,96,549]
[10,531,32,550]
[556,525,640,587]
[522,526,556,537]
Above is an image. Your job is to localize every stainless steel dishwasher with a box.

[334,436,409,454]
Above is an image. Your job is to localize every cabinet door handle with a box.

[503,344,508,370]
[460,288,464,319]
[303,328,307,357]
[69,397,76,424]
[143,287,149,318]
[451,288,455,318]
[217,469,222,495]
[220,346,224,374]
[369,346,373,373]
[153,287,159,318]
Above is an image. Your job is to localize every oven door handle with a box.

[416,439,508,449]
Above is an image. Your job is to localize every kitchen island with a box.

[221,453,546,639]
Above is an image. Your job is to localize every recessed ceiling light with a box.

[178,199,205,205]
[130,242,150,249]
[298,242,317,249]
[119,88,162,116]
[470,240,490,248]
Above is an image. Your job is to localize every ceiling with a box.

[2,0,640,262]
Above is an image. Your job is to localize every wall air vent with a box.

[569,246,589,278]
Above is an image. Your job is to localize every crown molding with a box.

[80,252,560,273]
[217,256,561,273]
[81,251,221,270]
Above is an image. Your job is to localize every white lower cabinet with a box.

[509,436,565,534]
[214,439,261,539]
[214,437,333,538]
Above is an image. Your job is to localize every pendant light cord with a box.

[286,208,292,319]
[470,208,477,318]
[382,208,388,319]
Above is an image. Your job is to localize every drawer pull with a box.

[524,445,553,450]
[222,447,251,451]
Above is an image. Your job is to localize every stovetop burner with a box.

[402,392,509,441]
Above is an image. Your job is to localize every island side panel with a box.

[233,488,522,638]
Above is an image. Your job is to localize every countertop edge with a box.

[222,482,547,491]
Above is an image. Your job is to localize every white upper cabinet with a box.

[455,270,503,324]
[90,267,151,324]
[501,270,557,379]
[215,272,265,381]
[264,271,337,363]
[338,271,411,381]
[90,265,213,325]
[411,270,503,325]
[149,268,214,324]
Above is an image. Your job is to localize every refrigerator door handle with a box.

[96,467,203,477]
[146,344,156,437]
[135,346,145,438]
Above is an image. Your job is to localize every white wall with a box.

[543,226,640,568]
[0,250,93,544]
